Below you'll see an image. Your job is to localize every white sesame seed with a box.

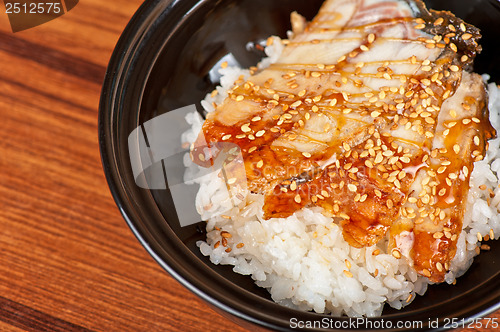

[392,249,401,258]
[294,194,301,204]
[347,184,357,192]
[344,270,353,278]
[463,166,469,177]
[241,123,251,132]
[462,33,472,40]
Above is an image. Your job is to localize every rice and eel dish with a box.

[183,0,500,316]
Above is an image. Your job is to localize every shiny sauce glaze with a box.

[191,0,496,282]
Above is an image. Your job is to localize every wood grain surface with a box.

[0,1,497,331]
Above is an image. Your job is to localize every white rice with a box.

[183,37,500,317]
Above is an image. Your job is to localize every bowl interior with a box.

[100,0,500,330]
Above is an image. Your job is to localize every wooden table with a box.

[0,1,497,331]
[0,0,247,331]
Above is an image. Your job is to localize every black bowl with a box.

[99,0,500,330]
